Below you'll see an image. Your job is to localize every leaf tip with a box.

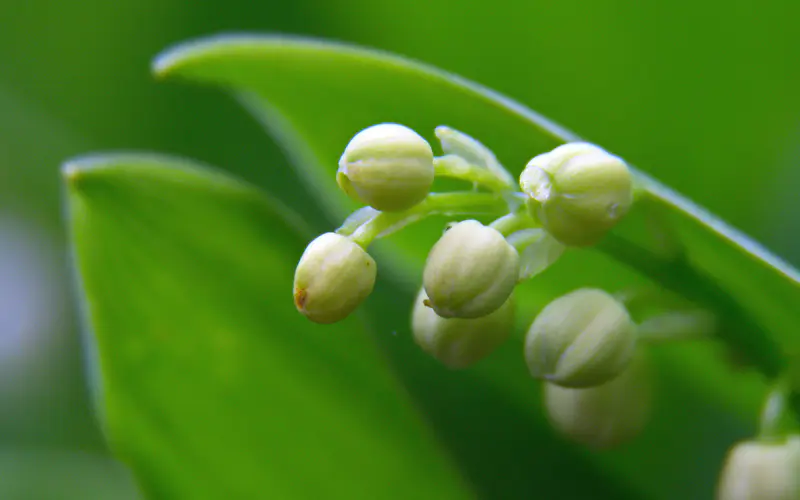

[61,160,92,192]
[151,45,186,79]
[60,153,150,193]
[151,38,206,79]
[62,156,122,196]
[151,33,270,79]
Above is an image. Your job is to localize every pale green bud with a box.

[524,288,636,388]
[544,349,652,449]
[293,232,376,324]
[423,220,519,319]
[717,436,800,500]
[412,288,514,369]
[520,142,633,247]
[338,123,435,212]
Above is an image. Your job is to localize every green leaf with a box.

[0,450,139,500]
[152,34,798,355]
[152,35,576,287]
[151,35,800,498]
[63,154,472,499]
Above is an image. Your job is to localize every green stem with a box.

[636,310,717,343]
[489,212,538,236]
[336,207,379,236]
[434,155,514,192]
[758,379,799,440]
[505,228,546,251]
[614,286,694,314]
[597,233,785,377]
[348,192,508,248]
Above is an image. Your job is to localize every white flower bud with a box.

[524,288,636,388]
[717,436,800,500]
[423,220,519,319]
[338,123,434,212]
[293,233,376,324]
[412,288,514,369]
[544,349,652,449]
[520,142,633,247]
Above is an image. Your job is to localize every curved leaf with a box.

[63,154,471,499]
[153,35,798,352]
[0,450,138,500]
[151,35,799,498]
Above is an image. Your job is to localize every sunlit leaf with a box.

[64,154,471,499]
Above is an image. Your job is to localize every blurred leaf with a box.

[152,34,576,289]
[63,154,473,499]
[149,35,800,498]
[153,35,798,357]
[0,449,138,500]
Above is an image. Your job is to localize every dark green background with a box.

[1,0,798,497]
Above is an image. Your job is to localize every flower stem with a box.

[758,379,799,440]
[434,155,515,193]
[347,191,508,248]
[489,212,538,236]
[505,228,547,251]
[336,206,379,236]
[636,310,717,343]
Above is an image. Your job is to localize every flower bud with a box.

[544,349,652,449]
[717,436,800,500]
[520,142,633,247]
[293,232,376,324]
[338,123,435,212]
[412,288,514,369]
[423,220,519,319]
[524,288,636,388]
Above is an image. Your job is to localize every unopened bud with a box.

[293,233,376,324]
[423,220,519,319]
[544,349,652,449]
[338,123,435,212]
[412,288,514,369]
[524,288,636,388]
[520,142,632,247]
[717,436,800,500]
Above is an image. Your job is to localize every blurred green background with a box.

[1,0,798,497]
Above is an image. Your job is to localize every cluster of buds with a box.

[294,123,635,328]
[295,122,799,473]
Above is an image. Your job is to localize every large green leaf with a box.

[64,154,474,499]
[150,35,800,498]
[152,35,798,351]
[0,450,139,500]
